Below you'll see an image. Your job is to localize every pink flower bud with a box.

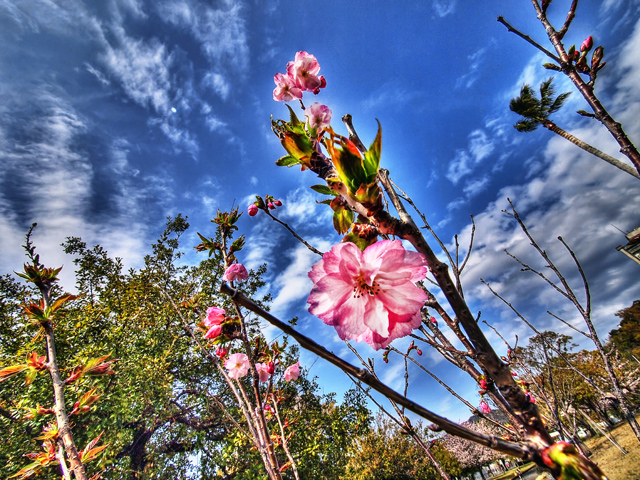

[268,202,275,210]
[416,349,422,356]
[274,199,282,207]
[479,400,491,414]
[215,346,228,359]
[248,204,259,216]
[580,36,593,52]
[204,324,223,339]
[266,361,275,374]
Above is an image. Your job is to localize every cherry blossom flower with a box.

[223,264,248,282]
[205,307,226,327]
[248,204,259,216]
[255,363,271,382]
[268,202,275,209]
[305,102,332,129]
[479,400,491,414]
[274,199,282,207]
[307,240,427,350]
[204,324,222,339]
[273,72,303,102]
[225,353,250,379]
[290,51,324,92]
[284,362,300,382]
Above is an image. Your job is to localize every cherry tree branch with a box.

[220,283,533,459]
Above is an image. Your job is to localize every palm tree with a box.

[510,78,640,179]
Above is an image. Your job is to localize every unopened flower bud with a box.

[268,202,275,210]
[580,35,593,52]
[274,199,282,207]
[248,204,259,216]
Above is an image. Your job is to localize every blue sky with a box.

[1,0,639,422]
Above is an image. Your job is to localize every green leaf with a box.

[363,120,382,181]
[310,184,338,196]
[333,208,355,235]
[276,155,303,167]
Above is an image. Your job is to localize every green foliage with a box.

[1,215,373,479]
[344,415,461,480]
[510,77,571,132]
[609,300,640,359]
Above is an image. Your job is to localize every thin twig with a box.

[546,311,590,339]
[497,16,561,63]
[265,210,323,257]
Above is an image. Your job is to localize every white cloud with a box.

[450,137,639,348]
[431,0,456,17]
[101,29,174,114]
[455,44,491,90]
[156,0,249,72]
[0,92,152,287]
[205,115,228,132]
[84,63,110,86]
[446,129,496,184]
[269,238,329,318]
[0,0,103,39]
[203,72,230,101]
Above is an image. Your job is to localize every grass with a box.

[584,416,640,480]
[485,416,640,480]
[489,462,536,480]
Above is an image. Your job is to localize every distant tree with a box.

[344,414,461,480]
[609,300,640,360]
[509,78,639,179]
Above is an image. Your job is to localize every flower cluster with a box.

[248,195,283,217]
[273,51,326,102]
[204,306,226,339]
[307,240,427,350]
[222,354,299,383]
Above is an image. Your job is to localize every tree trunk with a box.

[543,121,640,179]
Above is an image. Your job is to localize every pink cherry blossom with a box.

[274,199,282,207]
[223,263,248,282]
[305,103,332,129]
[204,324,222,339]
[225,353,250,379]
[284,362,300,382]
[479,400,491,414]
[205,307,226,327]
[273,72,303,102]
[290,51,324,92]
[255,363,271,382]
[248,204,259,216]
[267,202,275,210]
[307,240,427,350]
